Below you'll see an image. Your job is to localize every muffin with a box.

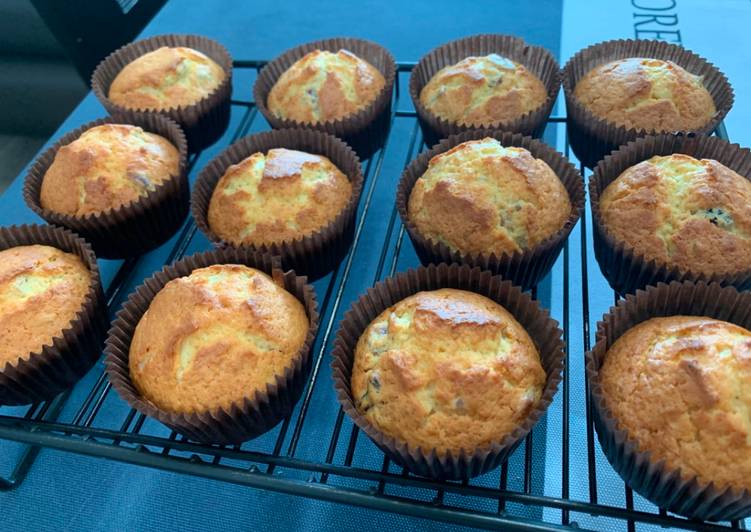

[407,137,572,258]
[562,40,733,169]
[39,124,180,216]
[351,288,546,454]
[254,38,396,159]
[574,58,715,133]
[599,153,751,276]
[333,262,565,479]
[267,49,386,124]
[410,35,561,146]
[0,244,91,368]
[599,315,751,494]
[128,264,309,414]
[588,281,751,520]
[108,46,226,111]
[24,115,188,259]
[419,54,548,127]
[207,147,353,247]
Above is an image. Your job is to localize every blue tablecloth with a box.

[1,1,565,530]
[9,1,749,530]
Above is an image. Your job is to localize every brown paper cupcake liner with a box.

[409,34,561,147]
[104,247,320,444]
[23,112,189,259]
[331,263,564,480]
[253,37,396,159]
[91,34,233,152]
[396,130,584,290]
[590,133,751,296]
[0,224,107,406]
[586,281,751,521]
[562,39,734,169]
[191,128,364,280]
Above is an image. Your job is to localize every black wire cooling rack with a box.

[0,60,745,532]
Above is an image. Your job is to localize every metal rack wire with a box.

[0,60,746,531]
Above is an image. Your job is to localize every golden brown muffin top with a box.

[419,54,548,126]
[600,316,751,492]
[129,264,309,414]
[267,49,385,124]
[573,57,716,132]
[207,148,353,246]
[40,124,180,216]
[0,245,91,368]
[108,46,226,110]
[408,138,571,257]
[599,154,751,276]
[352,288,545,454]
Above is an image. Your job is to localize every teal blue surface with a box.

[0,1,564,531]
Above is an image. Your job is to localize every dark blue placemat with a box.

[0,1,565,530]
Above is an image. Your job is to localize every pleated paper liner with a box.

[253,37,396,159]
[396,130,584,291]
[590,133,751,296]
[331,263,564,480]
[91,34,232,152]
[104,247,319,444]
[191,128,364,280]
[409,34,561,147]
[562,38,734,169]
[0,224,106,406]
[23,112,189,260]
[586,281,751,521]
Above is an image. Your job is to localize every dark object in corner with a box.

[31,0,167,82]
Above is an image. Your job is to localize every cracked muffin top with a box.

[419,54,548,126]
[207,148,353,247]
[40,124,180,217]
[128,264,309,414]
[0,245,91,367]
[573,57,716,132]
[267,49,385,124]
[599,316,751,492]
[351,288,545,454]
[108,46,226,110]
[599,154,751,275]
[407,137,571,258]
